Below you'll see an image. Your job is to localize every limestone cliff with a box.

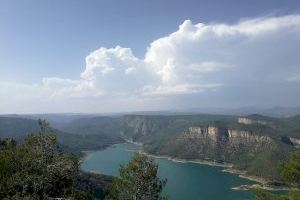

[165,125,277,164]
[238,117,268,125]
[182,126,272,144]
[122,116,165,140]
[288,137,300,148]
[112,114,295,180]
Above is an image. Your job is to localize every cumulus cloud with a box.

[142,83,222,96]
[80,46,156,96]
[286,75,300,82]
[1,14,300,113]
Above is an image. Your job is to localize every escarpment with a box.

[238,117,268,125]
[122,115,169,140]
[281,136,300,148]
[58,113,299,180]
[289,137,300,147]
[174,126,275,159]
[182,126,272,144]
[123,116,156,136]
[58,113,300,180]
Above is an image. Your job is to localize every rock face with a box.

[238,117,268,125]
[172,125,275,162]
[183,126,227,142]
[288,137,300,148]
[114,114,296,179]
[124,116,153,136]
[119,115,287,180]
[122,116,275,159]
[184,126,272,144]
[280,136,300,148]
[227,129,272,144]
[122,116,164,140]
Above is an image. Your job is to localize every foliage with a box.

[107,154,168,200]
[279,151,300,187]
[254,151,300,200]
[2,114,300,182]
[254,188,280,200]
[75,172,112,200]
[0,119,92,200]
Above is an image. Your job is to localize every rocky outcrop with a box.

[122,116,163,140]
[281,136,300,148]
[185,127,217,139]
[289,137,300,147]
[183,126,272,144]
[124,116,152,136]
[227,129,272,144]
[238,117,268,125]
[177,125,275,161]
[183,126,228,142]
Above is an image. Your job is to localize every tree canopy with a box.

[254,150,300,200]
[0,119,92,200]
[107,153,168,200]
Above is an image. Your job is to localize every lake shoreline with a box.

[82,142,289,191]
[80,143,122,162]
[126,148,233,168]
[125,144,289,191]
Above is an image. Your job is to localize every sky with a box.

[0,0,300,114]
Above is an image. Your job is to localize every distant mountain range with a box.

[2,106,300,126]
[1,110,300,182]
[177,106,300,118]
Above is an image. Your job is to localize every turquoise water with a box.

[81,143,256,200]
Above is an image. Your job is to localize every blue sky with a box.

[0,0,300,113]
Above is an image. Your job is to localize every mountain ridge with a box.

[1,113,300,181]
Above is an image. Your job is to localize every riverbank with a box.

[80,150,96,162]
[222,168,289,191]
[81,142,258,200]
[126,144,289,191]
[222,168,268,184]
[80,143,121,162]
[127,148,233,168]
[81,142,289,191]
[124,139,143,146]
[231,183,289,191]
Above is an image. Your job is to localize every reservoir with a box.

[81,143,256,200]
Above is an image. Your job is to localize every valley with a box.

[1,113,299,184]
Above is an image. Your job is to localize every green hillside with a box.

[1,113,300,182]
[0,117,123,151]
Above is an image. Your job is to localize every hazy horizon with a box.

[2,106,300,118]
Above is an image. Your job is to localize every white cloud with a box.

[142,83,222,96]
[286,75,300,82]
[80,46,155,96]
[81,46,140,80]
[1,14,300,113]
[42,77,101,98]
[189,62,232,73]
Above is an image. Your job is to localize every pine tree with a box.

[107,154,168,200]
[0,119,91,199]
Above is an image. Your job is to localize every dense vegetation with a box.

[137,114,300,181]
[0,119,169,200]
[0,117,124,152]
[1,113,300,183]
[107,154,168,200]
[254,151,300,200]
[75,172,112,200]
[0,120,91,199]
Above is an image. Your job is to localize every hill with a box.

[1,113,300,181]
[0,117,123,151]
